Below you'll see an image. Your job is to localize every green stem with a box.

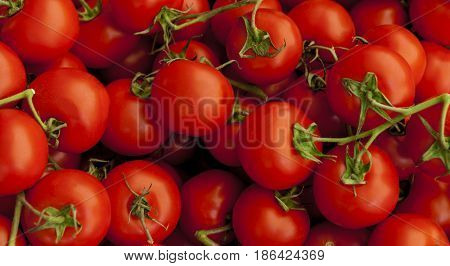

[7,192,24,246]
[0,0,11,7]
[228,79,268,101]
[251,0,263,36]
[195,224,232,246]
[20,194,52,220]
[440,98,449,149]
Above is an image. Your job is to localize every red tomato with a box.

[102,79,168,156]
[326,45,415,130]
[1,0,79,64]
[22,170,111,246]
[0,215,26,246]
[152,60,234,137]
[262,74,297,99]
[410,0,450,46]
[173,0,210,41]
[415,42,450,103]
[43,148,82,177]
[0,109,48,195]
[238,101,322,190]
[211,0,282,45]
[0,42,26,108]
[26,53,86,75]
[26,69,110,154]
[162,134,198,165]
[104,160,181,245]
[363,24,426,85]
[369,213,449,246]
[305,221,370,246]
[398,168,450,236]
[313,144,399,229]
[109,0,183,33]
[232,185,310,246]
[153,40,220,71]
[72,8,139,69]
[180,170,244,245]
[226,9,303,86]
[350,0,408,35]
[204,123,241,167]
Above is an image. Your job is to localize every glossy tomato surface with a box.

[0,42,26,108]
[410,0,450,46]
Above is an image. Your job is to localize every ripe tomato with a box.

[363,24,426,85]
[26,52,86,75]
[104,160,181,245]
[305,221,369,246]
[238,101,322,190]
[1,0,79,64]
[226,9,303,86]
[262,74,297,99]
[313,144,399,229]
[153,40,220,71]
[22,170,111,246]
[180,170,244,245]
[173,0,210,41]
[0,42,26,108]
[26,69,110,154]
[369,214,449,246]
[415,42,450,103]
[109,0,183,33]
[162,134,198,165]
[43,148,82,177]
[0,215,26,246]
[232,185,310,246]
[152,60,234,137]
[350,0,408,35]
[398,168,450,236]
[326,45,415,130]
[72,8,139,69]
[211,0,282,45]
[101,79,168,156]
[410,0,450,46]
[0,109,48,195]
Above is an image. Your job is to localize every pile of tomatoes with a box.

[0,0,450,247]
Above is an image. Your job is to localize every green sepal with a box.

[87,158,114,181]
[274,187,305,212]
[419,116,450,173]
[77,0,102,22]
[0,0,24,18]
[228,97,250,124]
[293,123,336,163]
[45,118,67,149]
[341,144,371,186]
[131,73,154,99]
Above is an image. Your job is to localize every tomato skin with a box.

[102,79,168,156]
[0,195,16,217]
[42,148,82,177]
[313,145,399,229]
[233,185,310,246]
[180,170,244,245]
[415,42,450,103]
[238,101,322,190]
[211,0,282,45]
[0,42,26,108]
[363,25,426,85]
[162,134,197,165]
[104,160,181,245]
[173,0,210,41]
[0,215,26,246]
[305,221,369,246]
[327,45,415,130]
[26,69,110,154]
[72,8,139,69]
[369,214,449,246]
[26,53,86,75]
[226,9,303,86]
[204,123,241,167]
[110,0,183,33]
[350,0,408,35]
[153,40,220,71]
[410,0,450,46]
[1,0,79,64]
[22,170,111,246]
[0,109,48,196]
[152,60,234,137]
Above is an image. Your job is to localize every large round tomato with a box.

[22,170,111,246]
[226,9,303,86]
[152,60,234,137]
[104,160,181,245]
[26,69,110,154]
[363,24,426,85]
[26,53,86,76]
[304,221,369,246]
[0,109,48,195]
[410,0,450,46]
[369,214,449,246]
[0,42,26,108]
[350,0,408,35]
[101,79,168,156]
[313,144,399,229]
[327,45,415,130]
[211,0,282,45]
[173,0,210,41]
[232,185,310,246]
[179,170,244,245]
[238,101,322,190]
[415,42,450,103]
[109,0,183,33]
[1,0,79,64]
[0,215,26,246]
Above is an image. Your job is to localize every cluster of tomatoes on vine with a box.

[0,0,450,247]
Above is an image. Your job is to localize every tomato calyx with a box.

[77,0,102,22]
[302,40,341,64]
[341,144,371,189]
[45,118,67,149]
[228,97,250,123]
[274,186,306,212]
[305,71,327,92]
[293,123,335,163]
[131,73,154,99]
[86,158,114,181]
[195,224,233,246]
[0,0,24,18]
